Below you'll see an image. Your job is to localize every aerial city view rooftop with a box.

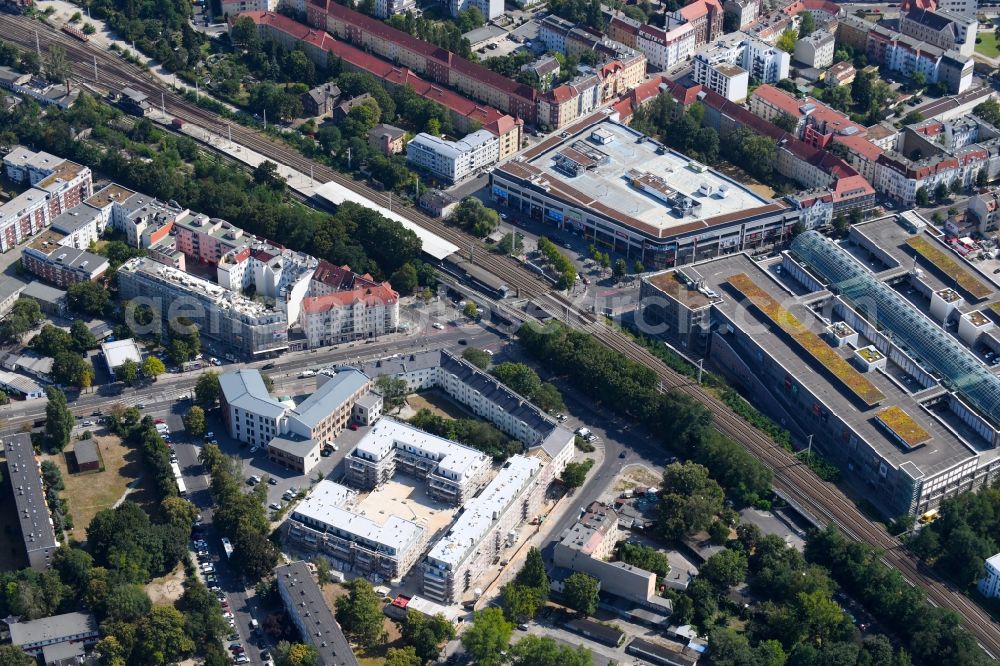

[0,0,999,664]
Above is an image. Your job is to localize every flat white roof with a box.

[313,181,459,261]
[354,418,489,481]
[100,338,142,370]
[426,454,541,568]
[293,480,424,555]
[523,119,769,232]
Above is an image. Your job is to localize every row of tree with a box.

[535,237,577,290]
[518,321,773,508]
[199,444,280,580]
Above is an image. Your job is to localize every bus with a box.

[175,476,187,497]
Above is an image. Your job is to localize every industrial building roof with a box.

[290,370,368,430]
[274,561,359,666]
[426,454,541,568]
[497,117,770,237]
[219,368,287,419]
[8,612,96,647]
[649,251,983,480]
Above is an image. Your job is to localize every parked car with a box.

[269,502,281,511]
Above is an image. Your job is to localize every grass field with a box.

[406,391,472,421]
[322,582,404,666]
[976,32,1000,58]
[0,459,29,571]
[40,433,155,542]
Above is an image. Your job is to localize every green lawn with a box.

[976,32,1000,58]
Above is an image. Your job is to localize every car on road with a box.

[204,432,215,439]
[262,362,275,370]
[249,445,260,454]
[433,322,444,330]
[268,477,278,485]
[269,502,281,511]
[136,403,146,409]
[458,339,467,345]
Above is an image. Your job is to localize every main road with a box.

[2,14,998,656]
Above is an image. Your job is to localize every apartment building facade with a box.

[300,282,399,346]
[898,8,976,57]
[406,129,500,183]
[5,433,58,570]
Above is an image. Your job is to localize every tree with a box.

[375,375,408,411]
[450,197,500,237]
[0,645,33,666]
[195,372,221,407]
[52,351,94,389]
[707,628,753,666]
[132,605,195,665]
[70,320,97,352]
[461,608,512,666]
[561,460,593,489]
[462,347,492,369]
[980,97,1000,126]
[402,612,455,663]
[463,301,481,320]
[142,356,165,380]
[501,582,544,622]
[67,281,110,316]
[515,547,550,592]
[45,45,70,84]
[612,258,627,280]
[657,462,725,540]
[793,10,815,36]
[183,406,207,437]
[562,572,599,616]
[31,324,74,356]
[45,386,74,452]
[934,181,950,202]
[777,28,798,53]
[104,584,152,622]
[491,363,542,398]
[617,542,670,578]
[262,374,274,392]
[117,359,139,386]
[230,15,261,49]
[335,579,386,648]
[774,111,799,132]
[383,647,421,666]
[633,260,645,274]
[510,636,592,666]
[390,263,418,295]
[0,299,42,344]
[915,186,930,207]
[976,168,988,188]
[253,161,286,191]
[700,549,748,589]
[950,177,964,195]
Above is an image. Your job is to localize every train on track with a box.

[60,24,89,42]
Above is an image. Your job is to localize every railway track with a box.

[4,15,999,656]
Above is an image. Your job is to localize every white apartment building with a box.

[117,257,290,357]
[449,0,503,20]
[221,0,276,17]
[422,454,544,603]
[287,480,426,582]
[300,282,399,346]
[376,0,415,17]
[406,130,500,184]
[345,418,491,504]
[219,367,371,446]
[794,29,835,69]
[979,553,1000,599]
[932,0,976,16]
[636,22,696,70]
[723,0,760,30]
[692,32,788,101]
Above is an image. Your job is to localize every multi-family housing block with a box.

[723,0,761,30]
[220,367,372,452]
[667,0,724,46]
[866,23,973,94]
[300,260,399,346]
[793,29,835,69]
[5,433,58,570]
[0,147,93,253]
[274,562,360,666]
[898,8,976,57]
[604,10,696,71]
[406,129,500,184]
[691,32,789,101]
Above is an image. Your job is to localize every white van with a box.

[575,427,591,438]
[299,370,316,378]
